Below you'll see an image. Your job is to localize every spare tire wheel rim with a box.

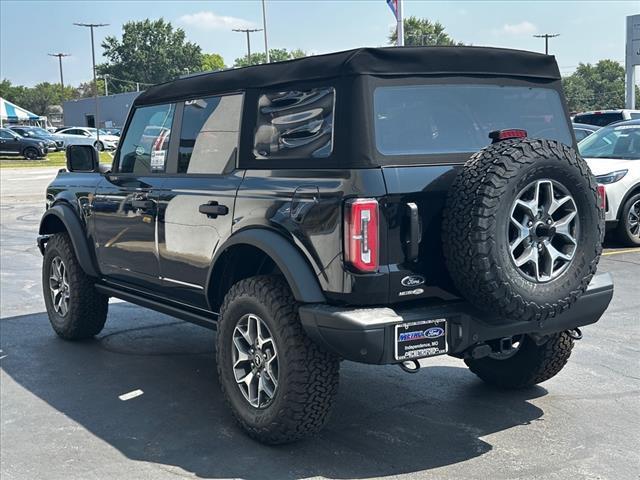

[508,179,579,283]
[232,313,279,409]
[49,256,70,316]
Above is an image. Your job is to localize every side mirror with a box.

[66,144,99,172]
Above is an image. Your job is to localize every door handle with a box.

[199,201,228,218]
[131,199,154,209]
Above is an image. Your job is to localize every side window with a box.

[178,94,243,174]
[0,130,14,139]
[117,103,175,174]
[253,87,335,160]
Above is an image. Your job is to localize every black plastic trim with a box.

[38,205,99,277]
[299,273,614,364]
[208,228,326,304]
[96,283,218,330]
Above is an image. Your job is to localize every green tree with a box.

[388,16,463,46]
[562,60,639,112]
[0,80,77,115]
[97,18,202,94]
[201,53,226,72]
[77,79,107,98]
[233,48,307,68]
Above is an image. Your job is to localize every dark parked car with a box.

[38,47,613,444]
[8,125,64,151]
[572,122,599,142]
[0,128,48,159]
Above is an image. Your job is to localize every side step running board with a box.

[95,284,218,330]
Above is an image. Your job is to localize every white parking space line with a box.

[118,389,144,401]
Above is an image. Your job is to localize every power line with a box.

[533,33,560,55]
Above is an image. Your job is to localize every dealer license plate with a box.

[394,318,448,361]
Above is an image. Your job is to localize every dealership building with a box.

[63,91,141,129]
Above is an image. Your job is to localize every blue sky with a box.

[1,0,637,87]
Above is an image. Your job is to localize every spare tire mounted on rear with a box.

[442,138,603,323]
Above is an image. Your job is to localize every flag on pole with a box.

[386,0,399,20]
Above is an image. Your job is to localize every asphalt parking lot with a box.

[1,167,639,480]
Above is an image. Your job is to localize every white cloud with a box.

[178,11,256,31]
[499,21,538,36]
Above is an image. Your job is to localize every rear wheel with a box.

[616,193,640,246]
[42,233,108,339]
[23,147,39,160]
[94,141,104,151]
[465,332,574,389]
[216,275,340,444]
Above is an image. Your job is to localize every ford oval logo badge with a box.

[401,275,425,287]
[424,327,444,338]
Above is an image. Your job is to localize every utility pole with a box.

[48,53,70,97]
[103,74,109,96]
[262,0,270,63]
[533,33,560,55]
[233,28,263,64]
[397,0,404,46]
[74,22,108,143]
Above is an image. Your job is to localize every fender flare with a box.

[39,204,99,278]
[211,228,326,304]
[617,182,640,220]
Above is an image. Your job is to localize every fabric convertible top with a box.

[135,46,561,107]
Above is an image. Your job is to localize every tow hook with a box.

[399,359,421,373]
[566,327,583,341]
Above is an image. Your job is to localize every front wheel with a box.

[23,147,39,160]
[94,141,104,151]
[216,275,340,444]
[42,233,109,339]
[616,193,640,246]
[464,332,574,389]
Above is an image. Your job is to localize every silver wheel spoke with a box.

[49,256,70,316]
[232,313,279,409]
[508,179,578,283]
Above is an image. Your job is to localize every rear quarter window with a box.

[374,84,572,156]
[573,113,623,127]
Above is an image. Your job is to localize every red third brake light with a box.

[489,129,528,143]
[344,198,379,272]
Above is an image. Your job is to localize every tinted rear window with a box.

[374,84,572,156]
[573,113,623,127]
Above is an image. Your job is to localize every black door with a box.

[91,103,176,290]
[156,94,244,309]
[0,129,21,155]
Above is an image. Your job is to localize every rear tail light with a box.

[489,129,528,143]
[597,185,606,211]
[344,198,379,272]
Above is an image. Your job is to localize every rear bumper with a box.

[299,273,614,364]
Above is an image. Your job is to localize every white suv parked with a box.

[579,119,640,245]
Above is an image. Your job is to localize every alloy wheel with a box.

[231,314,279,408]
[49,256,70,316]
[627,199,640,240]
[508,179,579,283]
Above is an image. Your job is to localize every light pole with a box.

[261,0,270,63]
[48,53,70,97]
[533,33,560,55]
[74,22,108,145]
[103,74,109,96]
[233,28,263,64]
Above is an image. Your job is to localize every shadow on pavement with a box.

[1,303,547,479]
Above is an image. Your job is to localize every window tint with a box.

[178,94,243,174]
[117,103,175,174]
[573,113,623,127]
[0,130,14,139]
[374,84,572,156]
[253,87,335,160]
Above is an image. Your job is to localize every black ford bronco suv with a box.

[39,47,613,444]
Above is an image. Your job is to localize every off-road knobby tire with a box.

[616,193,640,246]
[216,275,340,444]
[442,138,603,323]
[42,233,108,339]
[464,332,574,389]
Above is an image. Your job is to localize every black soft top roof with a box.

[135,46,561,106]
